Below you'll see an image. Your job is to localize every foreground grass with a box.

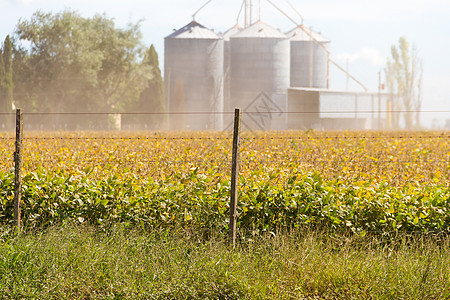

[0,226,448,299]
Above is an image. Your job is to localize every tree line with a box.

[0,10,164,129]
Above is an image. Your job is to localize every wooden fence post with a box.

[229,108,241,248]
[14,109,23,233]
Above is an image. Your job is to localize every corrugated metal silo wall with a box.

[165,38,224,130]
[222,27,241,127]
[290,41,329,88]
[230,37,290,130]
[224,39,232,113]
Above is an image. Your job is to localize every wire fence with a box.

[1,110,449,237]
[1,109,450,131]
[0,111,449,184]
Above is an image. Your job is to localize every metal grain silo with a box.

[230,21,290,130]
[222,25,242,114]
[165,21,224,130]
[287,25,330,89]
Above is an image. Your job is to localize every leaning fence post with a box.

[229,108,241,248]
[14,109,23,233]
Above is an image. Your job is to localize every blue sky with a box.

[1,0,450,127]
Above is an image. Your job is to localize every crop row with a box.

[1,131,449,184]
[0,168,448,234]
[0,131,449,234]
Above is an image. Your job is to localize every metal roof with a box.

[286,25,330,42]
[231,21,287,39]
[221,24,243,41]
[288,87,386,96]
[166,21,220,39]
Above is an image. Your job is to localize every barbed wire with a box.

[1,135,449,141]
[17,159,231,164]
[242,159,450,164]
[24,137,233,141]
[1,110,450,116]
[12,158,449,164]
[0,137,234,141]
[241,135,450,140]
[7,153,450,164]
[1,121,449,189]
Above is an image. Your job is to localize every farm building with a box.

[164,3,388,131]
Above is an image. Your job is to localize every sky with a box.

[1,0,450,128]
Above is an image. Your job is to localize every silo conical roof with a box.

[231,21,287,38]
[221,24,243,41]
[166,21,220,39]
[287,25,329,42]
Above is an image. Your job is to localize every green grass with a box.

[0,226,448,299]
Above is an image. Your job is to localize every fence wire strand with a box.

[2,112,449,192]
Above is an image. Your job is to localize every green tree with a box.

[385,37,422,129]
[0,43,4,110]
[0,35,14,129]
[13,10,150,117]
[138,44,165,129]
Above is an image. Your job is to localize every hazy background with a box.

[1,0,449,128]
